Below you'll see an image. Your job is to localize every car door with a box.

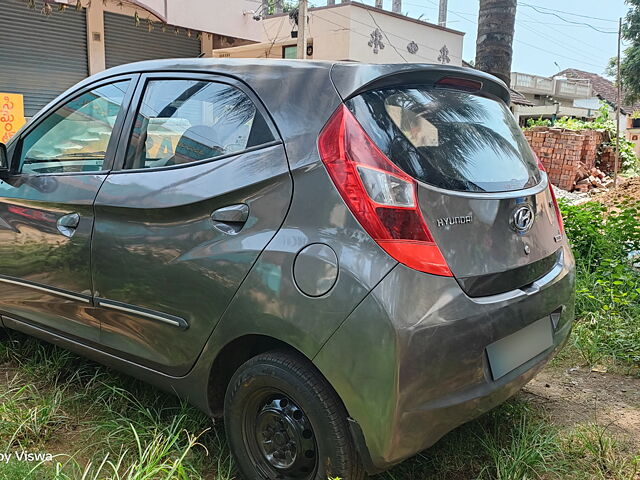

[91,74,292,375]
[0,76,136,341]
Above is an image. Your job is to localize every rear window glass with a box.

[347,87,541,192]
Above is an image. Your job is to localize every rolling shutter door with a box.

[104,12,201,69]
[0,0,88,117]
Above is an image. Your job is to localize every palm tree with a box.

[475,0,517,86]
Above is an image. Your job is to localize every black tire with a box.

[224,349,366,480]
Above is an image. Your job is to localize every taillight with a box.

[318,105,452,276]
[435,76,483,92]
[547,182,565,234]
[534,152,565,235]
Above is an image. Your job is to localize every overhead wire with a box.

[405,0,615,71]
[518,4,618,24]
[366,9,409,62]
[261,15,287,58]
[519,4,618,34]
[514,39,609,70]
[516,10,613,58]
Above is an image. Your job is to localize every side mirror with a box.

[0,143,9,177]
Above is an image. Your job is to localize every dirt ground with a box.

[595,176,640,208]
[523,366,640,448]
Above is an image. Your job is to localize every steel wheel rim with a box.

[243,389,318,479]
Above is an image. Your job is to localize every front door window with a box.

[18,81,130,174]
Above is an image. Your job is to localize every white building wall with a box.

[86,1,106,75]
[161,0,262,41]
[573,97,627,131]
[347,6,463,65]
[308,5,352,60]
[573,97,601,110]
[251,4,463,64]
[258,4,352,60]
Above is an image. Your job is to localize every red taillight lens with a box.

[533,152,565,234]
[435,76,483,92]
[547,181,565,234]
[318,105,452,276]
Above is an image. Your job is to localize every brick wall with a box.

[523,127,607,191]
[599,145,616,174]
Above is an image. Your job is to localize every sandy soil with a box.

[523,366,640,448]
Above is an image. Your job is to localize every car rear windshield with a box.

[347,87,542,193]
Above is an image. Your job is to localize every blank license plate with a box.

[486,317,553,380]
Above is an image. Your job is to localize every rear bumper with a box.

[314,244,575,473]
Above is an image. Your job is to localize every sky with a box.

[355,0,629,78]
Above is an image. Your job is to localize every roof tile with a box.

[557,68,640,114]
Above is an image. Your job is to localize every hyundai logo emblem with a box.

[512,205,534,233]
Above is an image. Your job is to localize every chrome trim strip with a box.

[418,172,549,199]
[0,276,91,303]
[95,298,188,330]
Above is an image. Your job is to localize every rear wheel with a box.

[224,350,365,480]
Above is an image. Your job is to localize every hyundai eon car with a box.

[0,59,575,480]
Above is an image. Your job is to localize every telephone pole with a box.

[296,0,308,59]
[615,17,622,187]
[438,0,448,27]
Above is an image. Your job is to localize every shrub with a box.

[559,199,640,366]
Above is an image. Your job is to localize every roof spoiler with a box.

[330,63,511,105]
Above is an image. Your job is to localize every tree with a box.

[474,0,517,86]
[261,0,298,15]
[617,0,640,105]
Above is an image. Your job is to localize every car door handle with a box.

[56,212,80,238]
[211,204,249,235]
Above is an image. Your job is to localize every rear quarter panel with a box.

[208,64,398,359]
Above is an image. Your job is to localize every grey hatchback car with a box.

[0,59,574,479]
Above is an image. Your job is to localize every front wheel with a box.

[224,350,365,480]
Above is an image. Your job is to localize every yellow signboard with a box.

[1,93,26,144]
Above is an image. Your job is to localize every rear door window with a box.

[125,79,274,170]
[347,87,541,192]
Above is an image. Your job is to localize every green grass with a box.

[0,332,232,480]
[562,423,640,479]
[376,400,560,480]
[0,380,70,447]
[371,398,639,480]
[1,332,638,480]
[0,461,55,480]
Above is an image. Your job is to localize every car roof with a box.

[86,58,334,86]
[84,58,511,105]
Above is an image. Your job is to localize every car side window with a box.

[18,81,130,175]
[125,79,274,170]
